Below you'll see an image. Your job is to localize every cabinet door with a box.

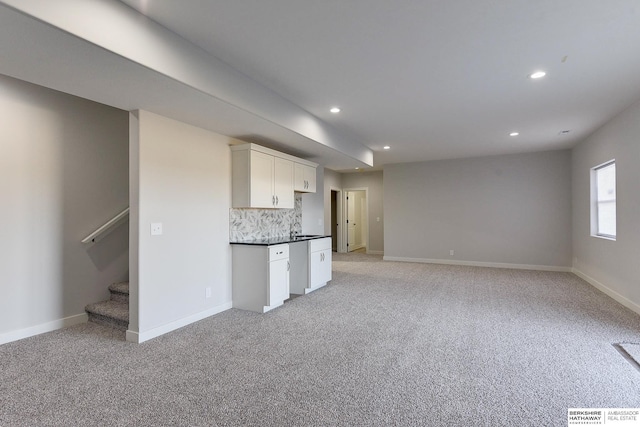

[269,257,290,306]
[250,150,275,208]
[294,163,317,193]
[273,157,294,208]
[304,165,316,193]
[294,163,306,192]
[310,249,332,288]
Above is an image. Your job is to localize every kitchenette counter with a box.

[230,235,331,246]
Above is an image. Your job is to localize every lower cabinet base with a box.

[232,244,289,314]
[289,238,332,295]
[299,281,328,295]
[261,301,284,313]
[232,300,284,314]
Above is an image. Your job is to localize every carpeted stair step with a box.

[85,300,129,331]
[109,281,129,303]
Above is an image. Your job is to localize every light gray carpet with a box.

[2,253,640,426]
[620,343,640,367]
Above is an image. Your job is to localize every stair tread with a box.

[85,300,129,322]
[108,281,129,295]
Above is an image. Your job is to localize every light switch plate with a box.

[151,222,163,236]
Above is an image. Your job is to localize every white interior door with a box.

[347,192,356,252]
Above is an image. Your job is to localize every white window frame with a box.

[590,159,616,241]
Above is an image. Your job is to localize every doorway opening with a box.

[331,190,339,251]
[344,189,368,253]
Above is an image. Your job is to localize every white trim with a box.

[572,268,640,316]
[366,250,384,255]
[0,313,88,345]
[382,256,572,272]
[343,187,369,254]
[590,159,616,239]
[329,187,343,253]
[590,234,616,241]
[230,143,318,167]
[81,207,129,244]
[126,302,232,344]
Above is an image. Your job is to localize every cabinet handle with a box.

[272,195,275,206]
[287,261,290,271]
[276,195,279,206]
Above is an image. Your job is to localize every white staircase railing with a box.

[81,207,129,244]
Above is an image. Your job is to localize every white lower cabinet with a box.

[232,244,289,313]
[290,237,332,294]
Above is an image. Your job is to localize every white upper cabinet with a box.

[248,150,275,208]
[294,162,316,193]
[231,144,317,208]
[273,157,294,208]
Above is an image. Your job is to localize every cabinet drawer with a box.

[269,244,289,261]
[309,237,331,252]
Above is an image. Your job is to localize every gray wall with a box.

[384,150,572,269]
[129,110,232,342]
[323,168,343,237]
[342,171,384,254]
[0,75,129,343]
[572,99,640,312]
[301,166,325,236]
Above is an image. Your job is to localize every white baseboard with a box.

[366,250,384,255]
[382,256,572,272]
[0,313,88,346]
[126,301,232,344]
[572,268,640,316]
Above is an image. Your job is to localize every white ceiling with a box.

[119,0,640,168]
[2,1,640,171]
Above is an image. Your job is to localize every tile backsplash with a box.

[230,194,302,241]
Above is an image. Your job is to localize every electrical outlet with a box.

[151,223,163,236]
[450,250,454,256]
[205,287,212,298]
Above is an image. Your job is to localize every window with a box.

[591,160,616,239]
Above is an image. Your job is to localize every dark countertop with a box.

[230,235,331,246]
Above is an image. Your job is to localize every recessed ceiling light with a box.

[529,71,546,79]
[509,132,519,136]
[330,107,341,113]
[383,145,391,150]
[355,167,360,170]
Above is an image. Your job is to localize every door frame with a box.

[343,187,368,253]
[330,187,344,253]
